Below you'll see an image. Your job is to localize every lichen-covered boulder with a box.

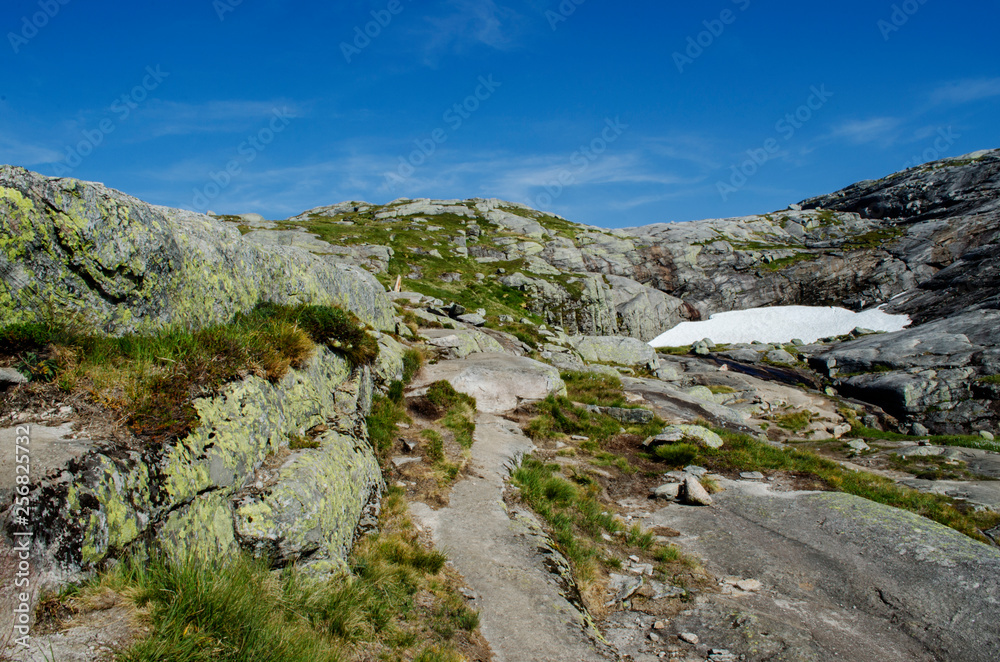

[27,347,381,582]
[422,328,505,360]
[569,335,658,367]
[0,166,394,334]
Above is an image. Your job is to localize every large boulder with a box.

[569,335,658,367]
[9,346,382,587]
[410,353,566,414]
[0,166,394,334]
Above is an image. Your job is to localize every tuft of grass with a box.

[422,429,445,463]
[561,371,627,407]
[773,410,814,432]
[402,348,424,384]
[511,457,619,579]
[288,434,320,450]
[80,488,476,661]
[653,443,699,468]
[367,395,411,462]
[0,303,381,445]
[525,395,621,444]
[758,252,816,271]
[707,385,737,395]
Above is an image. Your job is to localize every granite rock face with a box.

[0,166,394,334]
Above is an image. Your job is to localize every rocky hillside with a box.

[215,149,999,435]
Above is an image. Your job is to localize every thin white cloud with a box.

[828,117,903,145]
[0,133,62,166]
[139,100,304,137]
[931,78,1000,105]
[417,0,526,63]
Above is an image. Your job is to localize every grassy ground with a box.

[52,488,484,662]
[1,303,378,444]
[510,457,699,611]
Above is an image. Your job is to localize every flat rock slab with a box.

[644,480,1000,662]
[899,478,1000,510]
[0,424,96,502]
[410,353,566,414]
[410,414,605,662]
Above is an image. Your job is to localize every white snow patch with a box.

[649,305,911,347]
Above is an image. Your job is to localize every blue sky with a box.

[1,0,998,227]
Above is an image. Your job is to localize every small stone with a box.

[910,422,930,436]
[683,465,707,477]
[739,471,764,480]
[649,632,661,642]
[391,456,421,468]
[736,579,762,592]
[396,422,410,429]
[651,483,681,500]
[846,439,870,452]
[679,632,699,645]
[653,620,667,630]
[0,367,28,385]
[980,430,995,441]
[571,435,590,441]
[681,475,713,506]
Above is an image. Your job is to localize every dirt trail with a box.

[410,413,607,662]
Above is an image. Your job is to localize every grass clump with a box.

[976,374,1000,385]
[87,488,478,661]
[525,395,621,444]
[653,443,699,468]
[773,410,814,432]
[561,371,627,407]
[511,457,621,580]
[758,252,816,271]
[417,381,477,451]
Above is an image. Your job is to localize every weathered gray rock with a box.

[8,346,384,587]
[422,328,505,360]
[681,476,713,506]
[656,424,724,449]
[651,483,681,500]
[410,353,566,414]
[456,313,487,327]
[0,367,27,386]
[0,167,395,334]
[585,405,654,425]
[569,335,657,366]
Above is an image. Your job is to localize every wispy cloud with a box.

[0,133,62,166]
[416,0,527,63]
[140,100,305,137]
[931,78,1000,105]
[828,117,903,146]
